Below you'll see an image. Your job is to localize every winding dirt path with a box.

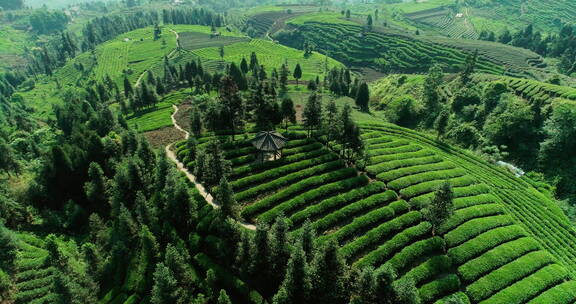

[136,28,181,87]
[166,104,257,231]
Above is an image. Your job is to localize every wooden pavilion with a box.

[251,131,288,162]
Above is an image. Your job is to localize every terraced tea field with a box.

[12,234,58,304]
[179,32,250,51]
[174,122,576,303]
[277,22,506,75]
[191,39,343,81]
[405,7,478,40]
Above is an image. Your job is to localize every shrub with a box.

[305,190,399,234]
[368,155,442,177]
[231,153,338,192]
[527,281,576,304]
[475,264,568,304]
[458,237,541,283]
[403,255,452,286]
[349,214,427,266]
[240,167,355,219]
[448,225,527,265]
[418,274,461,303]
[399,176,476,199]
[257,175,370,223]
[235,160,345,203]
[230,148,328,180]
[320,199,409,245]
[444,215,513,248]
[386,237,445,274]
[376,161,456,183]
[388,168,467,191]
[437,203,503,235]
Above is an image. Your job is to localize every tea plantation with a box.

[173,121,576,304]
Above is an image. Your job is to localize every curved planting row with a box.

[360,122,576,279]
[13,234,58,304]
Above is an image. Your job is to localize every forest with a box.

[1,0,576,304]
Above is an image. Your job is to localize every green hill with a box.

[173,111,576,303]
[274,15,550,79]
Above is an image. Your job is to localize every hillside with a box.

[171,107,576,303]
[270,11,552,79]
[2,2,576,304]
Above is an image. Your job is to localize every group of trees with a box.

[29,9,69,34]
[478,24,576,75]
[235,217,421,304]
[0,0,23,10]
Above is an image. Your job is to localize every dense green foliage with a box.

[2,2,576,304]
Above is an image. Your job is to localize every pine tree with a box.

[423,182,454,235]
[151,263,179,304]
[219,76,244,141]
[300,219,316,262]
[367,14,373,30]
[280,97,296,131]
[309,239,347,304]
[423,64,443,115]
[293,64,303,87]
[274,242,311,304]
[202,140,231,188]
[434,108,450,139]
[84,162,108,215]
[268,215,291,290]
[217,290,232,304]
[303,92,322,137]
[216,177,239,219]
[240,57,249,74]
[280,64,289,91]
[355,82,370,112]
[460,50,478,84]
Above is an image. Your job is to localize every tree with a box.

[434,108,450,139]
[123,77,133,99]
[394,278,421,304]
[268,215,291,290]
[423,64,443,115]
[367,14,373,30]
[280,98,296,131]
[0,139,19,176]
[215,177,239,219]
[273,242,311,304]
[280,64,289,91]
[293,64,302,87]
[84,162,108,215]
[202,140,231,188]
[190,106,202,137]
[423,182,454,235]
[0,223,17,272]
[460,50,478,84]
[219,76,244,140]
[355,82,370,112]
[240,58,249,74]
[309,240,347,304]
[217,290,232,304]
[303,92,322,137]
[300,220,316,262]
[219,46,225,61]
[151,263,179,304]
[346,10,351,19]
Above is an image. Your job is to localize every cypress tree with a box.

[293,63,302,87]
[215,177,239,219]
[355,82,370,112]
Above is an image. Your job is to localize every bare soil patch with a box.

[144,126,185,148]
[174,101,192,132]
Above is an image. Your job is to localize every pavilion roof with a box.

[251,131,288,152]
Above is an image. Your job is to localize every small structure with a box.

[251,131,288,162]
